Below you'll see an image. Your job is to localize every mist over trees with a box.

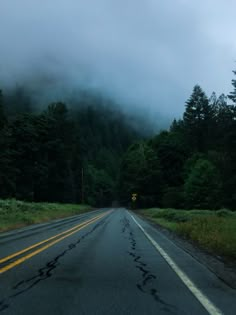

[0,68,236,210]
[119,69,236,210]
[0,90,140,206]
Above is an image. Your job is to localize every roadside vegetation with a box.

[0,199,92,232]
[140,208,236,261]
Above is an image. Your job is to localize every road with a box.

[0,208,235,315]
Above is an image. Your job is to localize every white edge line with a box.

[129,212,223,315]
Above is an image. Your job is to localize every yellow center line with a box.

[0,211,110,274]
[0,212,106,265]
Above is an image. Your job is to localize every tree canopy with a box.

[119,68,236,210]
[1,66,236,210]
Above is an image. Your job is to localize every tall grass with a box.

[0,199,92,232]
[140,208,236,261]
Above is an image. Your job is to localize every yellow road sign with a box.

[131,193,138,202]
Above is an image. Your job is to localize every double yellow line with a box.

[0,211,110,275]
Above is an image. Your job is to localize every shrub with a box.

[162,187,184,209]
[216,209,234,217]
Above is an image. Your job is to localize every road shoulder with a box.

[135,211,236,289]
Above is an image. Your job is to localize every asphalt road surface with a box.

[0,208,235,315]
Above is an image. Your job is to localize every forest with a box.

[0,68,236,210]
[120,70,236,210]
[0,90,140,206]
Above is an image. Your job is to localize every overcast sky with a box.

[1,0,236,120]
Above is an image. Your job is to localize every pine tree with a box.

[119,141,162,207]
[0,90,6,131]
[183,85,213,127]
[183,85,214,151]
[209,91,217,107]
[218,93,228,107]
[228,69,236,103]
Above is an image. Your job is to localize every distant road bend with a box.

[0,208,235,314]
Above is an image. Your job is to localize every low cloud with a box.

[1,0,236,122]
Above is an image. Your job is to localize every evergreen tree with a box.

[0,90,6,130]
[184,159,221,209]
[119,141,162,207]
[183,85,214,151]
[217,93,228,107]
[151,131,188,188]
[4,86,32,116]
[209,91,217,107]
[228,69,236,103]
[184,85,209,125]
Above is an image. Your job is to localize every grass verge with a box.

[139,208,236,261]
[0,199,92,232]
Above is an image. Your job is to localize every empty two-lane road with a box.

[0,209,235,314]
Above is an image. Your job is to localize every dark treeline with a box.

[119,69,236,210]
[0,90,140,206]
[1,69,236,210]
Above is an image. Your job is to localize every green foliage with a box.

[184,159,222,209]
[0,199,91,232]
[184,85,210,127]
[3,85,32,117]
[141,208,218,222]
[0,90,6,130]
[0,89,139,207]
[183,85,215,152]
[119,141,162,207]
[151,131,187,187]
[228,69,236,103]
[85,164,114,207]
[121,71,236,210]
[162,187,184,209]
[216,209,233,217]
[177,216,236,260]
[1,66,236,210]
[141,208,236,260]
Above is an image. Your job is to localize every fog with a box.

[1,0,236,123]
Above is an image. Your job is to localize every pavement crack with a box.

[143,274,156,286]
[121,216,131,233]
[136,265,149,278]
[0,217,107,313]
[122,214,177,313]
[134,255,147,266]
